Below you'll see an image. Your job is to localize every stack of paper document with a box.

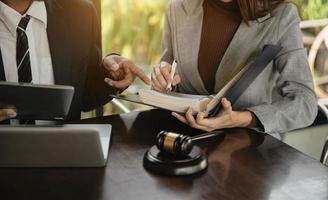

[139,89,211,113]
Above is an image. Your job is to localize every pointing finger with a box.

[123,62,151,85]
[135,67,151,85]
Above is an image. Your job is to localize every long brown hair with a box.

[237,0,286,22]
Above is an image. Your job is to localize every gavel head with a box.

[156,131,194,157]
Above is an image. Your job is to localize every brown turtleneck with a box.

[198,0,241,93]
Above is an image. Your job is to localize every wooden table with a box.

[0,110,328,200]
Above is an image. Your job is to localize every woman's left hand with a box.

[172,98,256,132]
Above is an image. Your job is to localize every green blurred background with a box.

[87,0,328,117]
[294,0,328,20]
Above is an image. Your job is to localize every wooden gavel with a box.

[156,130,224,157]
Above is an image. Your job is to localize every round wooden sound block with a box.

[143,145,208,176]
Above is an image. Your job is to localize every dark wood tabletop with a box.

[0,109,328,200]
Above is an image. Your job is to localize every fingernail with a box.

[155,67,160,75]
[105,78,113,86]
[106,79,114,86]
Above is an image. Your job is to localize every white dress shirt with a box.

[0,1,54,84]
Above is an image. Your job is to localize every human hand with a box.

[151,61,181,92]
[103,55,151,89]
[0,109,17,122]
[172,98,255,132]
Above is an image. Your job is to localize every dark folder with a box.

[207,45,282,117]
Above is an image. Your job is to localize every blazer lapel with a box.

[45,0,71,85]
[0,48,5,81]
[179,0,208,94]
[180,0,275,94]
[214,14,274,93]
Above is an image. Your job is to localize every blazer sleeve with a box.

[246,4,318,133]
[81,3,118,112]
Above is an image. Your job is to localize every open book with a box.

[138,90,211,114]
[138,60,248,114]
[111,45,282,117]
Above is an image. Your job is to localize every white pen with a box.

[166,60,177,92]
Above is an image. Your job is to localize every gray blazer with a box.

[161,0,317,133]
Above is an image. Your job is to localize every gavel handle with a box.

[191,130,224,142]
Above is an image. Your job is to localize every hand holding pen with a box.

[151,49,181,92]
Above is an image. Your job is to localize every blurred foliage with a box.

[102,0,167,67]
[94,0,328,117]
[293,0,328,20]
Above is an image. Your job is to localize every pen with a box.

[166,60,177,92]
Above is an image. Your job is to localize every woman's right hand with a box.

[151,61,181,92]
[0,109,17,122]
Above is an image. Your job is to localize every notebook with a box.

[111,45,282,117]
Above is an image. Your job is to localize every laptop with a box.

[0,124,111,167]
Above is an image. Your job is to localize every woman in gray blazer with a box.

[151,0,318,133]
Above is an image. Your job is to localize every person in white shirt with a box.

[0,0,151,122]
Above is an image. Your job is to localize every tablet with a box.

[0,81,74,120]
